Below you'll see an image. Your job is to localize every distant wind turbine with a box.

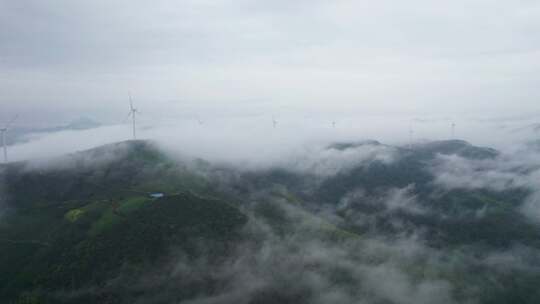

[1,115,18,163]
[332,121,336,128]
[451,122,456,138]
[127,93,138,140]
[272,115,278,128]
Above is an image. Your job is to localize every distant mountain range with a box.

[4,117,101,145]
[513,122,540,134]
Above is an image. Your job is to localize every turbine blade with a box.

[124,111,132,123]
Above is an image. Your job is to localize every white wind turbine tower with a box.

[1,115,18,163]
[451,122,456,138]
[127,94,139,140]
[272,115,278,128]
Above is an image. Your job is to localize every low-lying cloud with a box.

[4,113,540,167]
[429,144,540,223]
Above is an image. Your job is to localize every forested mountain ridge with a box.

[1,139,540,304]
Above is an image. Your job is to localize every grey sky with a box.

[1,0,540,125]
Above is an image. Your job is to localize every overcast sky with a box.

[1,0,540,126]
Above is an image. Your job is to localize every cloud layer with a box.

[1,0,540,123]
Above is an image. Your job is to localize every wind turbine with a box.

[451,122,456,138]
[272,115,278,128]
[126,93,138,140]
[1,115,18,163]
[332,121,336,128]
